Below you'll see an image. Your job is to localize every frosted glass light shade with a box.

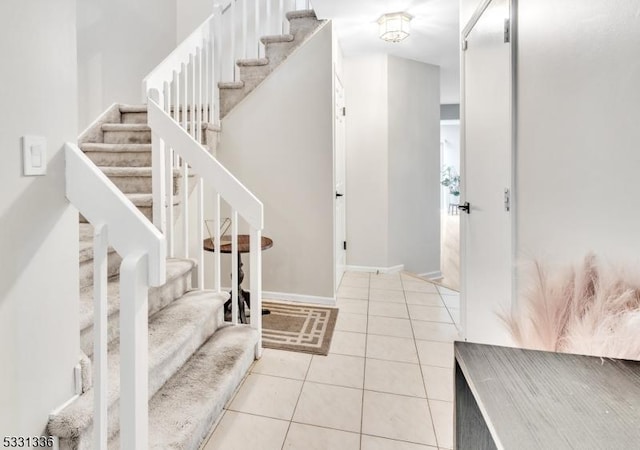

[378,12,413,43]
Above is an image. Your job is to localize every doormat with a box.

[261,301,338,356]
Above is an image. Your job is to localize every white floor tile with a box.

[402,280,439,293]
[422,366,454,402]
[335,312,368,333]
[343,271,371,279]
[440,295,460,309]
[408,305,452,323]
[293,382,363,433]
[415,341,454,369]
[369,288,407,303]
[411,322,460,343]
[405,292,444,307]
[437,286,459,296]
[361,435,438,450]
[204,411,289,450]
[372,272,402,281]
[340,276,370,288]
[369,301,409,319]
[251,348,312,380]
[337,298,369,315]
[337,285,369,300]
[429,400,454,449]
[283,423,360,450]
[228,373,303,420]
[367,316,414,338]
[370,278,404,291]
[362,391,437,446]
[306,353,365,389]
[366,334,419,364]
[365,359,426,398]
[448,308,460,325]
[330,330,367,357]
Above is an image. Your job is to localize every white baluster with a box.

[213,193,221,293]
[266,0,272,36]
[279,0,284,33]
[242,0,248,59]
[213,6,223,125]
[231,209,238,325]
[250,226,263,357]
[182,163,189,259]
[189,54,196,139]
[119,253,149,450]
[181,62,188,131]
[195,48,202,144]
[231,0,237,80]
[93,224,108,450]
[164,80,175,257]
[255,0,261,58]
[150,89,166,235]
[196,178,204,289]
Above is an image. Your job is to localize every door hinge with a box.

[504,188,511,212]
[461,39,468,51]
[342,107,346,116]
[343,241,347,250]
[504,18,511,43]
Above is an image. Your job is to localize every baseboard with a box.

[418,270,443,280]
[263,291,336,307]
[345,264,405,274]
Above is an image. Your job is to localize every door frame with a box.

[333,70,347,292]
[459,0,518,341]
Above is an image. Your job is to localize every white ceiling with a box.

[313,0,460,104]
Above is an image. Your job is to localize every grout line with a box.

[280,343,314,450]
[402,273,441,449]
[359,272,371,450]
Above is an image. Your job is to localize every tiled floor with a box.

[202,271,461,450]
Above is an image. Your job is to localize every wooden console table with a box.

[455,341,640,449]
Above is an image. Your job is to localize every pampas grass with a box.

[501,254,640,360]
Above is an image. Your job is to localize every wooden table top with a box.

[203,235,273,254]
[455,341,640,449]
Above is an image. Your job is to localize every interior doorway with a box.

[439,119,461,291]
[334,73,347,290]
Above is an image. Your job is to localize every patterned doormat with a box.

[261,301,338,355]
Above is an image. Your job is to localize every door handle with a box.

[336,192,344,198]
[458,202,471,214]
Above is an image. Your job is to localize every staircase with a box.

[219,10,324,117]
[49,5,325,450]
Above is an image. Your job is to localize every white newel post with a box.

[250,227,262,358]
[119,252,150,450]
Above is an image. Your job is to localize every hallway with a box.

[202,271,460,449]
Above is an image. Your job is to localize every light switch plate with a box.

[22,135,47,176]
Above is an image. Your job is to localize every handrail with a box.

[65,142,166,449]
[65,143,166,285]
[142,14,215,101]
[147,97,263,229]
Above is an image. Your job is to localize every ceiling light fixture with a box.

[377,11,413,43]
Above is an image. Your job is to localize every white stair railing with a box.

[65,143,166,450]
[146,93,264,343]
[142,0,311,340]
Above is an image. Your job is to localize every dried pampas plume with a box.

[500,254,640,360]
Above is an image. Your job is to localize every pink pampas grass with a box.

[501,254,640,360]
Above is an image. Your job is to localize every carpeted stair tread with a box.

[125,193,180,207]
[286,9,317,20]
[218,81,245,89]
[237,57,270,67]
[260,34,294,44]
[80,143,151,153]
[78,258,196,331]
[98,166,181,177]
[118,105,147,113]
[49,290,228,442]
[109,325,258,450]
[101,123,151,132]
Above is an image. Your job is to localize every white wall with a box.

[213,22,335,299]
[344,54,441,274]
[460,0,484,29]
[516,0,640,268]
[177,0,211,41]
[344,55,390,269]
[0,0,79,436]
[77,0,177,128]
[387,56,441,274]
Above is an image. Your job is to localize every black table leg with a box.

[224,252,270,324]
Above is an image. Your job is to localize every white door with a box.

[460,0,514,345]
[335,74,347,289]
